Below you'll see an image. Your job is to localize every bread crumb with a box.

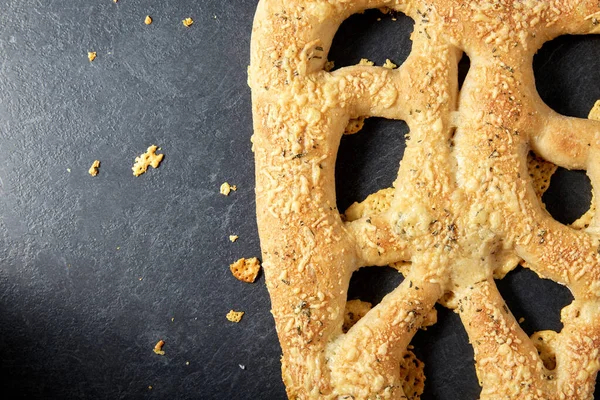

[220,182,237,195]
[182,17,194,27]
[145,15,152,25]
[239,364,246,370]
[132,145,164,176]
[88,52,97,62]
[230,257,261,283]
[88,160,100,177]
[67,168,71,173]
[518,317,525,323]
[226,310,244,323]
[229,235,239,242]
[185,361,190,365]
[153,340,165,355]
[358,58,374,66]
[383,59,397,69]
[148,386,152,390]
[589,100,600,121]
[171,317,174,322]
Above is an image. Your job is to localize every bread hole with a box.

[411,305,481,400]
[457,53,470,91]
[327,8,414,72]
[495,266,573,337]
[346,266,403,309]
[533,35,600,118]
[335,118,408,213]
[541,168,592,225]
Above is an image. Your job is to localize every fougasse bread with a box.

[249,1,600,399]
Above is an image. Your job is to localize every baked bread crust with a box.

[249,1,600,398]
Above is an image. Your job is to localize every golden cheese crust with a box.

[249,1,600,399]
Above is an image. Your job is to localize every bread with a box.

[249,1,600,398]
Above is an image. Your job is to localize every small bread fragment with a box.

[145,16,152,25]
[132,145,164,177]
[383,59,397,69]
[226,310,244,323]
[182,17,194,27]
[358,58,374,66]
[88,160,100,177]
[229,257,261,283]
[153,340,165,356]
[87,51,96,62]
[229,235,239,242]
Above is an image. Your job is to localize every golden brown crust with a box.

[250,1,600,398]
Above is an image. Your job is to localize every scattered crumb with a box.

[116,246,120,250]
[239,364,246,370]
[132,145,164,176]
[186,361,190,366]
[324,60,335,72]
[139,277,143,281]
[88,160,100,177]
[229,257,261,283]
[383,59,397,69]
[226,310,244,323]
[153,340,165,355]
[229,235,239,243]
[392,17,397,21]
[589,100,600,121]
[67,168,71,173]
[145,15,152,25]
[171,317,175,322]
[377,17,382,21]
[358,58,374,66]
[220,182,237,196]
[518,317,525,323]
[88,52,97,62]
[148,386,152,390]
[182,17,194,27]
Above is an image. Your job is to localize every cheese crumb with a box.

[153,340,165,355]
[182,17,194,27]
[226,310,244,323]
[229,235,239,242]
[220,182,237,195]
[88,160,100,177]
[589,100,600,121]
[358,58,374,66]
[383,59,397,69]
[132,145,164,177]
[145,16,152,25]
[230,257,261,283]
[88,52,97,62]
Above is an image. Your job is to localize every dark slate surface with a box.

[0,1,597,399]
